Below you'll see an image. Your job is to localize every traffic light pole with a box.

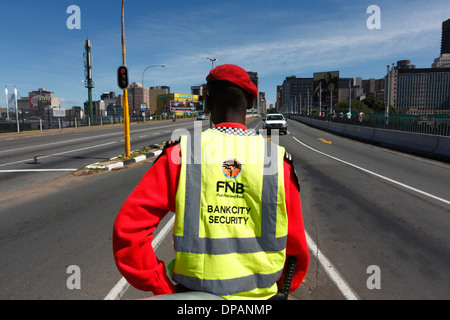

[84,38,95,126]
[121,0,130,157]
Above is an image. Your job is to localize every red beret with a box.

[206,64,258,100]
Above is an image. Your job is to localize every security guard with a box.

[113,64,309,300]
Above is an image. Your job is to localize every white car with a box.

[264,114,287,135]
[197,113,208,120]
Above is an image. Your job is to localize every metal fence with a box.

[0,113,197,133]
[298,113,450,137]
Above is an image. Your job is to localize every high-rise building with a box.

[101,92,122,108]
[275,85,283,112]
[432,54,450,68]
[150,86,170,114]
[432,19,450,68]
[281,76,313,113]
[395,67,450,114]
[28,88,61,117]
[247,71,259,112]
[387,60,450,114]
[441,19,450,55]
[127,82,149,117]
[386,60,416,108]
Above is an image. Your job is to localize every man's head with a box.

[205,64,257,125]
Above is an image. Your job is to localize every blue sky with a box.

[1,0,448,109]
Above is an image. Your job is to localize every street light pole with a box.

[142,65,165,89]
[206,58,218,128]
[142,65,165,119]
[207,58,219,69]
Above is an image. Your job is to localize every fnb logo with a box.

[222,158,242,179]
[216,181,244,194]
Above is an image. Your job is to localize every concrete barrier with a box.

[290,115,450,162]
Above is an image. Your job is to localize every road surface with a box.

[0,118,448,300]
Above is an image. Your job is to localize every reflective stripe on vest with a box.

[173,130,287,298]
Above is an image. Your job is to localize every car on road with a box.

[263,113,287,134]
[197,112,208,120]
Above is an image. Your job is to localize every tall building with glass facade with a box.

[432,19,450,68]
[281,76,313,113]
[396,67,450,114]
[441,19,450,55]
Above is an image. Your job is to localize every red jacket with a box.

[113,123,309,296]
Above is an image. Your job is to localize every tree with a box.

[334,99,370,113]
[362,95,385,113]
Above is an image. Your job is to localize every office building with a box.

[100,92,123,118]
[432,54,450,68]
[337,78,365,102]
[275,86,283,112]
[441,19,450,55]
[247,71,260,112]
[432,19,450,68]
[385,60,416,108]
[395,67,450,114]
[258,92,266,115]
[28,88,61,117]
[150,86,170,114]
[280,76,313,113]
[361,78,385,102]
[127,82,149,117]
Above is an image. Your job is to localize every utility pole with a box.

[4,86,9,120]
[318,82,322,117]
[348,80,352,119]
[330,88,333,118]
[84,38,95,125]
[14,86,19,132]
[385,65,390,125]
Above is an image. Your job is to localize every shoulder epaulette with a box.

[284,151,300,191]
[284,151,293,163]
[164,139,180,149]
[152,139,180,164]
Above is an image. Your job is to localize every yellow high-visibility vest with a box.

[173,129,288,300]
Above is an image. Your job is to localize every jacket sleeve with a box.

[112,144,181,295]
[277,159,309,293]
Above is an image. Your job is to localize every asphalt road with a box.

[0,119,209,195]
[0,117,448,300]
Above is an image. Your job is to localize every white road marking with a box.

[0,141,117,168]
[104,214,175,300]
[0,133,122,154]
[292,137,450,206]
[0,169,77,173]
[305,231,359,300]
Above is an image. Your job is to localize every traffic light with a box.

[117,65,129,89]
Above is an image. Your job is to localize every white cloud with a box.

[64,0,450,104]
